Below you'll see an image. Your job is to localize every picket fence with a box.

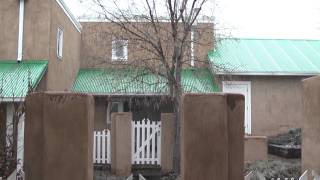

[131,119,161,165]
[245,170,319,180]
[93,130,111,164]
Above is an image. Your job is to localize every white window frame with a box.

[56,27,64,59]
[112,39,128,61]
[222,81,252,134]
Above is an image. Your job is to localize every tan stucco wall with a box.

[79,22,213,68]
[244,136,267,163]
[302,76,320,173]
[46,0,81,91]
[181,93,244,180]
[0,0,81,91]
[111,112,132,176]
[218,76,306,136]
[24,92,94,180]
[0,1,19,59]
[23,0,52,60]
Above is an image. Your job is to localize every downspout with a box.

[190,29,195,67]
[17,0,25,62]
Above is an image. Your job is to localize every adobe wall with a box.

[302,76,320,173]
[24,92,94,180]
[111,112,132,176]
[46,0,81,91]
[161,113,175,174]
[181,93,244,180]
[79,22,213,68]
[0,1,19,59]
[218,75,305,136]
[244,136,267,163]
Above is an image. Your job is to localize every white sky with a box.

[65,0,320,39]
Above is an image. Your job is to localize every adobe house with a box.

[2,0,320,177]
[73,21,218,130]
[0,0,81,176]
[208,38,320,136]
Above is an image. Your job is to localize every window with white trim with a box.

[112,39,128,61]
[56,27,64,59]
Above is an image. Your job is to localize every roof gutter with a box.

[17,0,25,62]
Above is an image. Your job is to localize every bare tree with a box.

[0,71,33,179]
[80,0,218,173]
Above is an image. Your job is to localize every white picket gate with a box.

[93,130,111,164]
[132,119,161,165]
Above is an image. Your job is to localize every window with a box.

[112,39,128,61]
[57,27,64,59]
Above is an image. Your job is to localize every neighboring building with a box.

[208,38,320,136]
[0,0,81,176]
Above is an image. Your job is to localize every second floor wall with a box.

[80,21,214,69]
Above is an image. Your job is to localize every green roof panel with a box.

[0,60,48,98]
[72,68,219,94]
[208,39,320,75]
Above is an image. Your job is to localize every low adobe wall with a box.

[302,76,320,173]
[181,93,244,180]
[244,136,268,163]
[24,92,94,180]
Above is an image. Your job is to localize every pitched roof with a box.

[0,60,48,99]
[72,68,219,95]
[208,38,320,75]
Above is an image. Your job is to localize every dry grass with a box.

[245,155,301,179]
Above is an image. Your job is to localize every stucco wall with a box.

[302,76,320,173]
[0,1,19,60]
[181,93,244,180]
[23,0,52,59]
[79,22,213,68]
[218,75,306,136]
[24,92,94,180]
[46,0,81,91]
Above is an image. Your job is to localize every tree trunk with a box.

[172,96,181,174]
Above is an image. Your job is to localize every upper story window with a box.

[57,27,64,59]
[112,39,128,61]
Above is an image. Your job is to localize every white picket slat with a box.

[131,121,135,164]
[151,121,156,164]
[107,130,111,164]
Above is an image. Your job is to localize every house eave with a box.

[55,0,82,32]
[214,71,320,76]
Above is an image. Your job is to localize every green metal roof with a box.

[208,39,320,75]
[0,60,48,99]
[72,68,219,94]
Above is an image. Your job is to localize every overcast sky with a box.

[65,0,320,39]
